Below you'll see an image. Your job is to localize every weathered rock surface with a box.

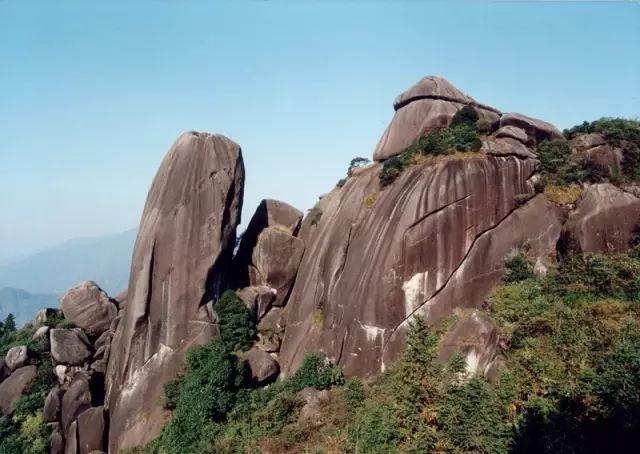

[237,285,276,319]
[115,288,128,307]
[49,426,65,454]
[0,359,8,383]
[481,136,536,159]
[77,406,106,454]
[250,227,305,307]
[66,420,78,454]
[278,153,565,378]
[0,365,37,415]
[499,112,563,144]
[437,310,502,380]
[60,281,117,336]
[62,374,92,432]
[494,125,528,144]
[242,347,280,384]
[374,76,501,161]
[257,307,286,352]
[582,144,623,178]
[50,329,92,366]
[34,307,60,326]
[33,325,51,341]
[44,386,61,422]
[563,183,640,253]
[105,131,245,452]
[233,199,303,290]
[571,133,606,151]
[5,345,28,371]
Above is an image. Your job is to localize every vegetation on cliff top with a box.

[380,106,485,187]
[539,117,640,190]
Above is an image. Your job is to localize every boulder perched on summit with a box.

[106,131,245,452]
[60,281,117,336]
[373,76,501,161]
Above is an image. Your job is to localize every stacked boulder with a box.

[44,280,119,454]
[232,199,305,383]
[0,345,36,415]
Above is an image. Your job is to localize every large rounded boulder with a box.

[59,281,117,336]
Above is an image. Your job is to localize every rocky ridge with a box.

[2,76,639,453]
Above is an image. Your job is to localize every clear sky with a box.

[1,0,638,261]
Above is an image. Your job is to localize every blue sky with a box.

[1,1,638,261]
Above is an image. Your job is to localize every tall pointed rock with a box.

[105,132,244,452]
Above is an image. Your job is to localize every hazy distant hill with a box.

[0,287,58,326]
[0,229,136,296]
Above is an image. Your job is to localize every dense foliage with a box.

[142,343,345,453]
[549,117,640,184]
[216,290,256,352]
[537,139,605,187]
[380,108,485,187]
[0,315,55,454]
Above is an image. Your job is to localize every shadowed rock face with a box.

[278,152,563,378]
[233,199,303,289]
[105,131,245,452]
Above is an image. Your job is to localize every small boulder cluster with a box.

[0,345,35,415]
[0,280,124,454]
[231,199,305,384]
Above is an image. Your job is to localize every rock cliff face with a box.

[277,76,598,378]
[5,76,639,454]
[105,132,245,452]
[278,154,562,377]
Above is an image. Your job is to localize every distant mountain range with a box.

[0,229,136,325]
[0,287,58,326]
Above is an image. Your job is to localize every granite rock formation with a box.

[4,76,639,453]
[59,281,118,336]
[562,183,640,254]
[279,76,574,379]
[105,131,245,452]
[373,76,502,161]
